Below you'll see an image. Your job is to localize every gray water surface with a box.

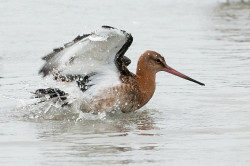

[1,0,250,165]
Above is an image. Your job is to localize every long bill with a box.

[163,65,205,86]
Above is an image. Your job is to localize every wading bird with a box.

[35,26,204,113]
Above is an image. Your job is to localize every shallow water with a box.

[1,0,250,165]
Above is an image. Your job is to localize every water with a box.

[1,0,250,165]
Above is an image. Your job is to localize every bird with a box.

[35,26,205,113]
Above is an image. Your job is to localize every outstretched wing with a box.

[39,26,133,78]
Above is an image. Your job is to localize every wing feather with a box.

[39,26,133,78]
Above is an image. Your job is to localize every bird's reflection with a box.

[35,108,157,135]
[30,108,159,164]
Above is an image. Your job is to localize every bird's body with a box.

[36,26,204,113]
[81,74,140,113]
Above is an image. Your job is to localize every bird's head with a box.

[137,50,205,86]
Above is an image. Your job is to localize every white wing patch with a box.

[40,27,129,77]
[39,26,132,100]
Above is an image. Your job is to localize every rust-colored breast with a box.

[86,74,141,113]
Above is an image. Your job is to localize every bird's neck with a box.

[136,66,156,108]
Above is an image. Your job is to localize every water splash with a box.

[15,99,157,128]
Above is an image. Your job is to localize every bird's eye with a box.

[156,59,161,63]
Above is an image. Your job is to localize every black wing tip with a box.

[38,68,48,77]
[114,28,133,75]
[41,47,62,61]
[126,33,133,44]
[101,25,133,42]
[102,25,115,29]
[39,63,54,77]
[73,34,91,43]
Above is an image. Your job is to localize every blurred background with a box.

[0,0,250,165]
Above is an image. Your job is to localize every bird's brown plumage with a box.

[85,50,167,113]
